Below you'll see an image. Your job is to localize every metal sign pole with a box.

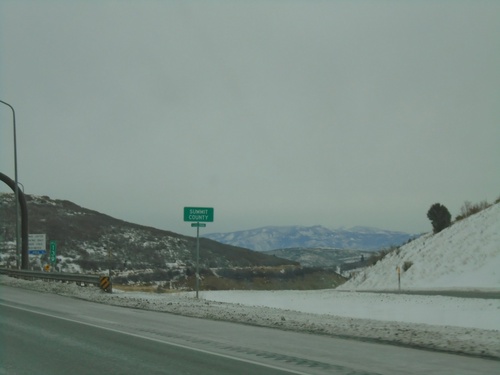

[397,266,401,292]
[183,207,213,299]
[0,100,20,269]
[196,223,200,298]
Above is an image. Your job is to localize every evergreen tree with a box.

[427,203,452,234]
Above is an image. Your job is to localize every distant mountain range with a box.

[204,225,417,252]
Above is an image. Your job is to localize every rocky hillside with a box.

[0,193,297,272]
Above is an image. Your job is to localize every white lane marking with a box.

[0,302,311,375]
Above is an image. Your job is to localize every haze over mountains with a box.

[204,225,417,251]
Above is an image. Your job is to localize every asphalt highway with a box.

[1,286,498,375]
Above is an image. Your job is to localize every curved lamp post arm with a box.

[0,99,21,269]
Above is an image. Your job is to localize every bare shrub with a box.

[367,246,399,267]
[402,261,413,272]
[455,200,491,221]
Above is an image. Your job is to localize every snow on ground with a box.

[1,203,499,359]
[1,276,499,360]
[338,203,500,290]
[194,289,499,330]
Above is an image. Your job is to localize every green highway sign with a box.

[50,240,57,263]
[191,223,206,227]
[184,207,214,222]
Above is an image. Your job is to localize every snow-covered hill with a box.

[205,225,415,251]
[337,202,500,290]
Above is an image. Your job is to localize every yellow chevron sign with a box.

[99,276,112,293]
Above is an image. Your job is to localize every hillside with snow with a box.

[337,202,500,291]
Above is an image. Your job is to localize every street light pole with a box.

[0,100,21,269]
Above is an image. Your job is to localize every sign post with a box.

[397,266,401,292]
[184,207,214,298]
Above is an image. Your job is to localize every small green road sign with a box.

[184,207,214,222]
[191,223,206,227]
[50,241,57,263]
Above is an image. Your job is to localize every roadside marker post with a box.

[184,207,214,298]
[397,266,401,291]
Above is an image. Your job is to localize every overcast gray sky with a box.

[1,1,499,236]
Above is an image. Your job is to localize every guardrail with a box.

[0,268,112,292]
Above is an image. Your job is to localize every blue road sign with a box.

[28,250,47,255]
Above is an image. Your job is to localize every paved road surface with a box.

[1,286,498,375]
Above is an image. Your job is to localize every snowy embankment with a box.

[1,276,499,359]
[337,203,500,291]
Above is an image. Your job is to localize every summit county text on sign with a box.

[184,207,214,222]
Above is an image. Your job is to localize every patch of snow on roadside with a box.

[1,276,499,359]
[194,289,499,330]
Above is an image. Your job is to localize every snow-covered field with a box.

[1,203,499,359]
